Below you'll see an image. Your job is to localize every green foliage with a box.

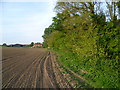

[43,2,119,88]
[30,42,34,47]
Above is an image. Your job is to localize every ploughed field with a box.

[2,47,72,88]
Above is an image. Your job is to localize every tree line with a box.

[43,1,119,88]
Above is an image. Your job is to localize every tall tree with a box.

[106,1,118,21]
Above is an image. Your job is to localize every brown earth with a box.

[2,47,75,88]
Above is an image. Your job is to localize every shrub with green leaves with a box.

[42,2,119,88]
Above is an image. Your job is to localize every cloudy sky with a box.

[0,0,56,45]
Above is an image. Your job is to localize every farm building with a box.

[33,43,42,48]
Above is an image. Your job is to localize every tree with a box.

[42,1,119,88]
[106,1,119,21]
[3,43,7,47]
[30,42,34,47]
[116,1,120,17]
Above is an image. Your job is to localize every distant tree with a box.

[30,42,34,47]
[3,43,7,47]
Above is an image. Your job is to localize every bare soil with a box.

[2,47,74,88]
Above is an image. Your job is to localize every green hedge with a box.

[46,22,119,88]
